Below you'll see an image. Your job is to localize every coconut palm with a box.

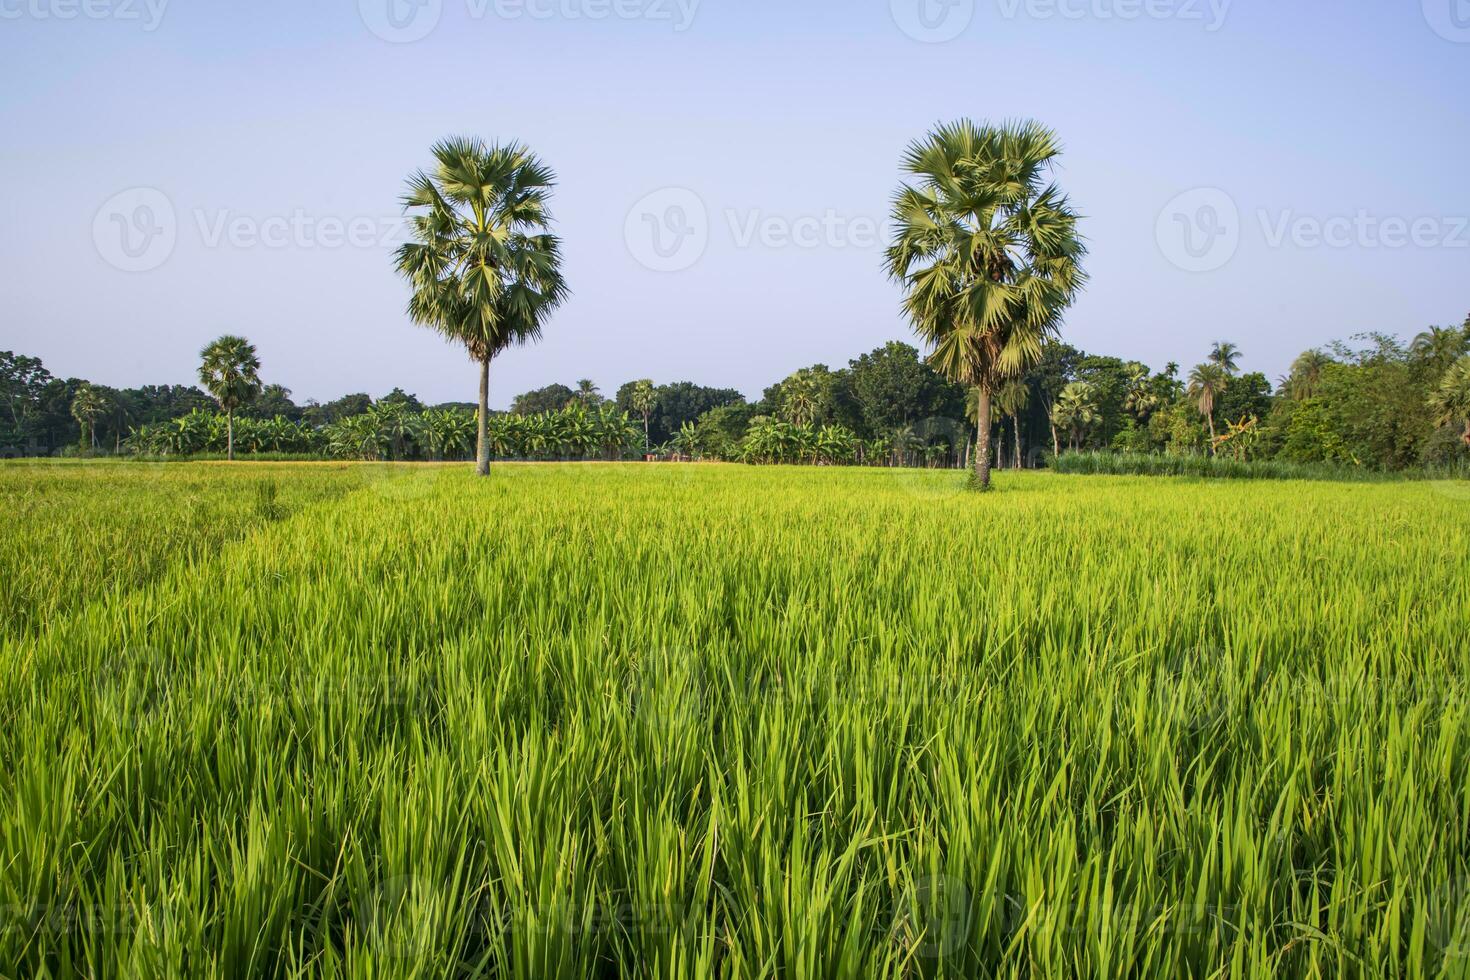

[885,119,1086,490]
[1284,349,1331,400]
[1411,325,1469,379]
[573,379,601,407]
[629,379,656,451]
[69,384,109,450]
[395,137,568,476]
[1187,363,1229,451]
[1208,341,1241,377]
[1429,355,1470,449]
[197,335,262,461]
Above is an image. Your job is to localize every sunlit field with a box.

[2,461,1468,977]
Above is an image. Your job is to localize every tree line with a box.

[6,314,1466,472]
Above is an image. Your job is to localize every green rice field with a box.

[2,461,1468,977]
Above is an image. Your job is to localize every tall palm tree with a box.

[1209,341,1241,377]
[1429,355,1470,449]
[1187,363,1229,452]
[395,137,568,477]
[629,379,656,451]
[197,335,262,461]
[69,384,109,451]
[885,119,1086,490]
[993,378,1029,469]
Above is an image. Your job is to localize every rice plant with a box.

[1,462,1466,978]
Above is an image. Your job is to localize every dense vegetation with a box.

[2,462,1467,976]
[6,318,1468,477]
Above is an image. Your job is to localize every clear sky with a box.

[2,0,1467,407]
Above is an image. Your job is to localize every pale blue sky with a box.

[2,0,1467,407]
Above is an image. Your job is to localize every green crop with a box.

[1,462,1466,978]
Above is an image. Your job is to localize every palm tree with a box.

[885,119,1086,490]
[1053,381,1097,450]
[1284,349,1331,400]
[1187,363,1229,452]
[1429,355,1470,449]
[779,370,823,428]
[395,137,568,477]
[69,384,109,451]
[1122,362,1158,421]
[574,379,601,407]
[1411,325,1469,379]
[994,378,1030,469]
[1209,341,1241,377]
[197,335,262,461]
[629,379,656,451]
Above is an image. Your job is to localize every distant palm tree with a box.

[69,384,109,450]
[395,137,568,476]
[1429,355,1470,449]
[1285,349,1331,400]
[993,378,1030,469]
[629,379,656,451]
[1209,341,1241,376]
[885,119,1086,490]
[1411,325,1469,378]
[574,379,600,406]
[1053,381,1097,450]
[780,370,822,428]
[197,335,262,461]
[1187,363,1229,451]
[1122,362,1158,420]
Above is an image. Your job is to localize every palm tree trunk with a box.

[973,386,992,490]
[226,411,234,461]
[1013,415,1023,469]
[476,357,492,477]
[1050,421,1059,458]
[1206,412,1217,455]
